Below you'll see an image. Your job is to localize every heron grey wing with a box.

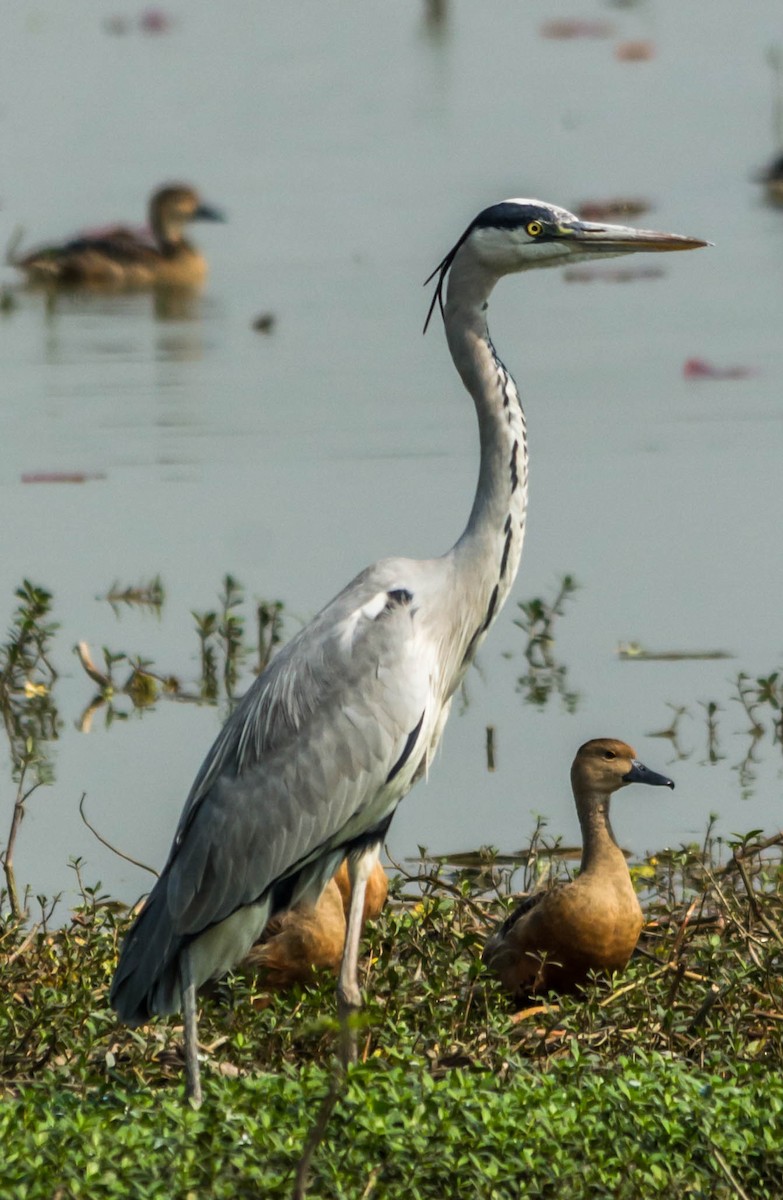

[163,571,438,936]
[169,561,440,852]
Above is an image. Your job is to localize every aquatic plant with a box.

[512,574,581,712]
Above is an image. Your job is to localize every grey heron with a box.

[483,738,674,1001]
[110,198,706,1104]
[15,184,224,288]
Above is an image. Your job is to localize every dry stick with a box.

[719,832,783,872]
[3,774,43,920]
[360,1165,381,1200]
[292,1066,343,1200]
[710,1142,754,1200]
[5,922,40,966]
[733,852,783,948]
[599,961,710,1010]
[670,895,700,960]
[78,793,158,877]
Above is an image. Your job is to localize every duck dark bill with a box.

[622,759,675,788]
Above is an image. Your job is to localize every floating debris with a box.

[540,19,613,39]
[139,8,172,34]
[618,642,732,662]
[21,471,106,484]
[683,357,756,380]
[615,39,655,61]
[251,312,276,333]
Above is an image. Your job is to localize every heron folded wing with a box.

[161,559,439,937]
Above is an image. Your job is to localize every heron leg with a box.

[336,843,379,1067]
[180,947,203,1108]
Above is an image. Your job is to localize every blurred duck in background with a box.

[13,183,224,288]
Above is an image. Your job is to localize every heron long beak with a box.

[193,203,226,223]
[569,220,708,252]
[622,759,675,788]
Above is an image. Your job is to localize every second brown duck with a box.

[241,859,389,989]
[483,738,674,1001]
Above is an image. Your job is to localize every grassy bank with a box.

[2,832,782,1198]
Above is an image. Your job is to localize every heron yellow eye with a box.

[526,221,544,237]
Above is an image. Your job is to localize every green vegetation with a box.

[2,832,781,1198]
[2,577,782,1196]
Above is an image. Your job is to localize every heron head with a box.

[424,198,707,331]
[571,737,675,799]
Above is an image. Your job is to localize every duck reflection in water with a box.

[483,738,674,1001]
[15,183,224,290]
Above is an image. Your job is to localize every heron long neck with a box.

[443,255,529,668]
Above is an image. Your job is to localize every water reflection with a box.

[74,574,285,732]
[15,282,210,367]
[511,575,581,712]
[646,672,783,797]
[3,565,783,915]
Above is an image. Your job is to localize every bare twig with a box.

[710,1142,754,1200]
[5,921,40,966]
[720,832,783,871]
[670,896,700,960]
[360,1166,381,1199]
[78,793,158,877]
[2,772,43,919]
[733,852,783,948]
[292,1065,343,1200]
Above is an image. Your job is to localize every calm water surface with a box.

[1,0,782,907]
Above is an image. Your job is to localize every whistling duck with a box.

[483,738,674,1000]
[15,183,224,288]
[241,859,389,988]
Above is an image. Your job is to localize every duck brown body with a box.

[16,183,223,289]
[241,859,388,988]
[483,738,673,1001]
